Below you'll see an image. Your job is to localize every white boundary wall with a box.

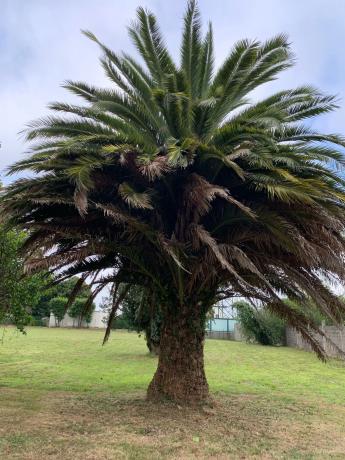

[49,310,107,328]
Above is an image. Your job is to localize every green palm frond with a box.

[118,182,153,210]
[128,7,176,84]
[181,0,202,98]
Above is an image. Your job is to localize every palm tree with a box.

[3,0,345,403]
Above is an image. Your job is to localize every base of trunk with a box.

[147,307,209,404]
[147,369,209,404]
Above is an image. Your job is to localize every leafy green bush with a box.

[112,315,131,329]
[234,301,286,346]
[68,297,94,324]
[49,295,95,326]
[121,285,161,354]
[29,317,47,327]
[101,285,161,354]
[49,296,68,324]
[0,225,48,331]
[32,276,94,321]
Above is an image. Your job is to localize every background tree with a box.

[68,297,95,325]
[121,285,161,355]
[31,287,54,321]
[49,297,67,325]
[0,225,47,330]
[3,1,345,403]
[234,300,286,346]
[100,285,161,354]
[235,297,345,345]
[47,278,95,326]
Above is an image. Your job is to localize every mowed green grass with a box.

[0,327,345,459]
[1,327,344,403]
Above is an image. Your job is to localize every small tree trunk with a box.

[149,342,160,356]
[145,319,161,356]
[145,331,160,356]
[147,306,209,404]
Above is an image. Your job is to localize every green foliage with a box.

[234,301,286,346]
[33,276,95,324]
[283,298,325,326]
[55,278,91,299]
[112,314,131,330]
[29,317,47,327]
[283,297,345,326]
[0,225,47,331]
[68,297,94,324]
[121,286,161,353]
[31,290,53,320]
[102,286,161,353]
[49,297,68,323]
[121,285,147,331]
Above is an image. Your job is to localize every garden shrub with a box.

[234,301,286,346]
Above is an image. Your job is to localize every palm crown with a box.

[3,0,345,361]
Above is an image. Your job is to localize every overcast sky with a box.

[2,0,345,185]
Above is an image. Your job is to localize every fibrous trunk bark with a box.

[147,306,209,404]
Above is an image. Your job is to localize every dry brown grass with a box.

[1,388,345,459]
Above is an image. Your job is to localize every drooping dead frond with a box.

[74,186,88,216]
[139,155,171,181]
[103,282,131,345]
[182,174,254,224]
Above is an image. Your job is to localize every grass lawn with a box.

[0,327,344,459]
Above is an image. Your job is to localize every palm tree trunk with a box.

[147,306,209,404]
